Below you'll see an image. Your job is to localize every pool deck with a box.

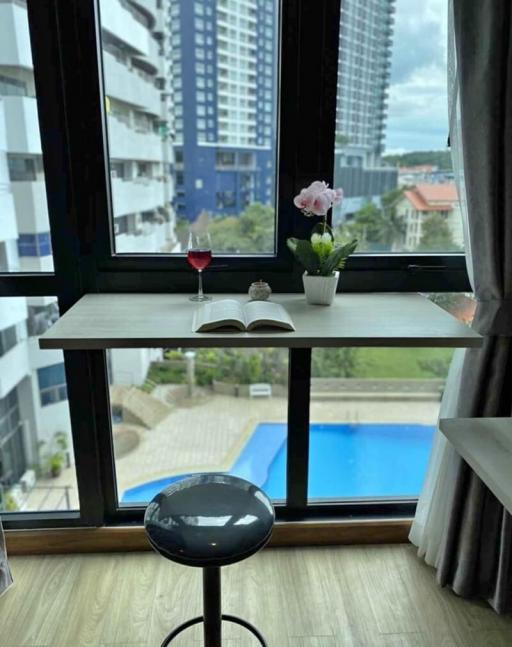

[26,392,441,511]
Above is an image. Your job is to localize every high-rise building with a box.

[169,0,277,222]
[100,0,178,253]
[0,0,173,507]
[334,0,397,221]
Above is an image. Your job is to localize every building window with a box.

[216,190,236,208]
[0,74,28,97]
[7,156,37,182]
[37,363,68,407]
[0,326,18,358]
[216,151,236,168]
[17,233,53,258]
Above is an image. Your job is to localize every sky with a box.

[384,0,449,153]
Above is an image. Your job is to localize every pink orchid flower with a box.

[293,181,343,216]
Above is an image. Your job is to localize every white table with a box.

[440,418,512,514]
[39,293,482,350]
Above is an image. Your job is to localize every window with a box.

[0,7,54,273]
[0,298,77,513]
[107,348,288,506]
[0,0,470,532]
[335,0,462,254]
[99,0,279,255]
[37,363,68,407]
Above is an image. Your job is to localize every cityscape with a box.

[0,0,464,512]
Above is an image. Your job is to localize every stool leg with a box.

[203,566,222,647]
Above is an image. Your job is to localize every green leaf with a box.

[322,239,358,275]
[287,238,320,274]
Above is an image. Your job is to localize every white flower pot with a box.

[302,271,339,305]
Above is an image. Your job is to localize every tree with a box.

[382,150,453,171]
[417,213,460,251]
[207,202,275,253]
[337,188,406,251]
[311,348,361,378]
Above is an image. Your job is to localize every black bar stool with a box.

[144,473,274,646]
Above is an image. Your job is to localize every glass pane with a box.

[107,347,287,504]
[334,0,464,253]
[307,292,474,501]
[100,0,279,255]
[0,297,78,512]
[0,0,54,272]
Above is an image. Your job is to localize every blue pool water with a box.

[122,422,435,503]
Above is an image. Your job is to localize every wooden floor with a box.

[1,545,511,646]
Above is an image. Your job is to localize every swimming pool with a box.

[121,422,435,503]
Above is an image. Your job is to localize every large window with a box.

[0,0,471,532]
[100,0,279,256]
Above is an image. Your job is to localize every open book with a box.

[193,299,295,332]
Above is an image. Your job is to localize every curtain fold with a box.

[410,0,512,614]
[0,517,13,597]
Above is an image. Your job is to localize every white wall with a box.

[110,348,162,386]
[2,96,42,155]
[0,2,33,69]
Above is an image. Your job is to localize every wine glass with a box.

[187,230,213,302]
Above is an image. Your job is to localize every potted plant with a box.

[287,181,358,305]
[49,453,64,478]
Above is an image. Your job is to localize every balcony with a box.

[115,221,173,253]
[110,177,167,217]
[130,0,158,26]
[2,96,42,155]
[11,181,49,234]
[0,1,33,69]
[99,0,152,57]
[107,115,164,161]
[103,51,161,116]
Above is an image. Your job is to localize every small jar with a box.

[248,280,272,301]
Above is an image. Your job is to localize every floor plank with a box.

[0,546,511,647]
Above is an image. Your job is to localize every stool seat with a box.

[144,473,274,567]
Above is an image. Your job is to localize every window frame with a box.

[0,0,469,532]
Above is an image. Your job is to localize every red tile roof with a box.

[403,183,458,212]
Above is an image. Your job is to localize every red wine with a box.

[187,248,212,271]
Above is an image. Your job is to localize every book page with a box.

[193,299,246,332]
[244,301,295,331]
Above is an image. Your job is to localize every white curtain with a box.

[409,0,474,568]
[0,517,13,597]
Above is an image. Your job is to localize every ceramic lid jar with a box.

[248,280,272,301]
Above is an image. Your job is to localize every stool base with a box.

[161,614,268,646]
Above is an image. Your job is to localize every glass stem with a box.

[197,269,204,298]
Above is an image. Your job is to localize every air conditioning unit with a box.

[110,169,118,178]
[114,222,120,235]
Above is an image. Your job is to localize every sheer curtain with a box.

[410,0,512,614]
[0,517,13,597]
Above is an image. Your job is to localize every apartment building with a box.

[334,0,397,222]
[0,0,173,503]
[396,183,464,251]
[101,0,178,253]
[170,0,277,221]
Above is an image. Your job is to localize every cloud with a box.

[384,0,449,152]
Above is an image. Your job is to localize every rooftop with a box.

[403,182,459,212]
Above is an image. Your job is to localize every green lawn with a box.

[355,347,454,379]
